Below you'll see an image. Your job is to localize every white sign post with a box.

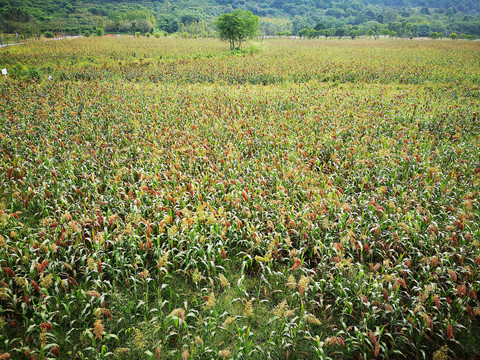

[1,68,6,78]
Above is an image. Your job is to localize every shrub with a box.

[43,30,54,38]
[429,32,443,39]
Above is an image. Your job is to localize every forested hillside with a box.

[1,0,479,39]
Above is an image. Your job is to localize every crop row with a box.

[1,38,479,85]
[0,38,479,359]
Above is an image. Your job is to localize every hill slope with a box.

[1,0,479,37]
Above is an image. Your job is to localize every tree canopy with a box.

[215,9,258,50]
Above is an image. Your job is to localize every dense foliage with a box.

[0,0,479,38]
[1,37,480,360]
[216,10,259,49]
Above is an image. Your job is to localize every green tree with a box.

[324,28,336,38]
[298,27,312,38]
[335,26,347,38]
[215,9,259,50]
[136,19,153,34]
[371,23,381,39]
[449,32,458,40]
[420,7,430,15]
[349,29,360,39]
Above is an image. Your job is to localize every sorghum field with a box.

[0,37,480,360]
